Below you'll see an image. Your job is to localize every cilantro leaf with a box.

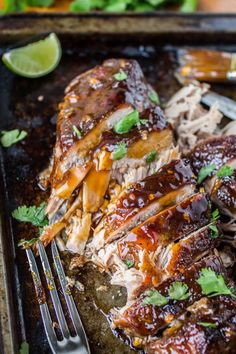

[112,142,127,161]
[27,0,54,6]
[198,322,217,329]
[216,165,234,178]
[197,268,235,298]
[146,151,157,164]
[18,238,38,249]
[209,224,219,239]
[114,110,140,134]
[70,0,92,12]
[211,209,220,222]
[12,202,48,228]
[168,281,191,301]
[148,90,160,104]
[0,129,27,147]
[142,289,168,306]
[197,164,216,184]
[123,259,134,268]
[113,69,128,81]
[180,0,198,12]
[73,125,82,138]
[19,341,29,354]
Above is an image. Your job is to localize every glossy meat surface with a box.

[189,135,236,178]
[113,256,225,337]
[95,159,196,244]
[211,172,236,217]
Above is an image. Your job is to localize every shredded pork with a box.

[165,82,223,154]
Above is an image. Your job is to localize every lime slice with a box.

[2,33,62,78]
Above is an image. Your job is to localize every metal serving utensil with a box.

[26,240,90,354]
[201,91,236,121]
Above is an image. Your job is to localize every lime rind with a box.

[2,33,62,78]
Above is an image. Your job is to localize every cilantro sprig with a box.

[0,129,27,148]
[12,202,48,228]
[197,268,235,298]
[143,281,191,307]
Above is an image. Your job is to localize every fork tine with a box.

[26,248,58,350]
[37,240,70,339]
[51,240,91,353]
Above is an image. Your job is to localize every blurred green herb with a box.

[69,0,198,13]
[0,129,27,147]
[12,202,48,228]
[19,341,29,354]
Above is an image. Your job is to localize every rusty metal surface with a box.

[1,14,236,354]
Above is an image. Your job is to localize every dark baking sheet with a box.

[1,14,236,354]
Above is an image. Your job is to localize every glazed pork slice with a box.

[211,170,236,218]
[189,135,236,218]
[90,159,196,250]
[145,292,236,354]
[189,135,236,179]
[96,193,212,299]
[112,255,227,338]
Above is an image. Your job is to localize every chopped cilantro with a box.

[148,90,160,104]
[113,69,128,81]
[168,281,191,301]
[216,165,234,178]
[198,322,217,329]
[114,110,140,134]
[209,224,219,239]
[146,151,157,164]
[197,164,216,184]
[0,129,27,147]
[197,268,235,298]
[123,259,134,268]
[142,289,168,306]
[211,209,220,222]
[72,125,82,138]
[112,142,127,160]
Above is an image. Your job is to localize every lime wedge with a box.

[2,33,62,78]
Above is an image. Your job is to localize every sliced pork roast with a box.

[38,62,236,354]
[40,59,174,253]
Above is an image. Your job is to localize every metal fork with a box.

[26,239,91,354]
